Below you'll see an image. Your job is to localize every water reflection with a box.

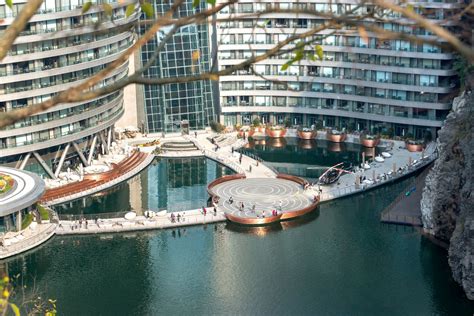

[54,157,234,216]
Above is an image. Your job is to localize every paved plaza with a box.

[210,178,314,218]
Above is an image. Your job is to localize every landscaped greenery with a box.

[210,121,225,133]
[21,213,33,230]
[0,174,14,194]
[36,204,50,221]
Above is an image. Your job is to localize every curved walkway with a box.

[42,151,154,206]
[0,223,57,259]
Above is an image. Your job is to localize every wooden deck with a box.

[41,151,149,203]
[380,164,433,226]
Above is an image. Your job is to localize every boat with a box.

[381,152,392,158]
[318,162,348,185]
[374,156,385,163]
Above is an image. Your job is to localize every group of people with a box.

[69,217,95,230]
[170,213,185,223]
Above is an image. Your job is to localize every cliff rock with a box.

[421,91,474,300]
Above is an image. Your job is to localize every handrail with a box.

[0,224,56,255]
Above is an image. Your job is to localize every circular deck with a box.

[209,177,318,225]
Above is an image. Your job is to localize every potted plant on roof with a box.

[360,130,381,147]
[297,126,317,140]
[249,118,264,134]
[266,125,287,138]
[238,125,254,138]
[326,127,347,143]
[404,133,424,152]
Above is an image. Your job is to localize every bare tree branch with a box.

[0,0,44,61]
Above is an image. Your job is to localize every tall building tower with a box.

[0,0,139,178]
[139,0,216,133]
[216,0,462,139]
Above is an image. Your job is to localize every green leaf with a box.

[102,3,113,16]
[82,1,92,14]
[141,2,154,18]
[192,0,200,8]
[281,62,292,71]
[206,0,216,5]
[9,303,20,316]
[315,45,324,60]
[5,0,13,10]
[125,4,135,17]
[406,4,414,12]
[293,50,304,62]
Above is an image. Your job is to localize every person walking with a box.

[249,165,252,173]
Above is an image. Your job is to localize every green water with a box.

[54,157,233,216]
[3,152,474,315]
[243,137,377,180]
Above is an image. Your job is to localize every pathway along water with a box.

[4,174,474,315]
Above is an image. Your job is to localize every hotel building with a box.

[215,0,463,139]
[0,0,139,178]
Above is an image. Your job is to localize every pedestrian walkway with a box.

[186,133,277,178]
[42,151,154,206]
[56,208,225,235]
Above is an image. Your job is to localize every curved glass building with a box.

[0,0,139,178]
[216,0,462,138]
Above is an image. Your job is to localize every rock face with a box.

[421,91,474,300]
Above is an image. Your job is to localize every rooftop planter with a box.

[360,133,380,148]
[326,129,347,143]
[297,127,317,140]
[252,126,266,134]
[238,126,254,138]
[266,126,287,138]
[405,139,424,152]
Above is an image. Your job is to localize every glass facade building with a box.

[216,0,463,139]
[0,0,138,177]
[139,0,216,133]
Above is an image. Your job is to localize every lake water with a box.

[4,146,474,315]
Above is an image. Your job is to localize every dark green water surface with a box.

[4,151,474,315]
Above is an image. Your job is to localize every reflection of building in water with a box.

[167,158,208,188]
[129,171,148,215]
[147,158,228,211]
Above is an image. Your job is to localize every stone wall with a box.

[421,90,474,300]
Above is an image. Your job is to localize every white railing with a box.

[319,149,437,202]
[0,224,56,258]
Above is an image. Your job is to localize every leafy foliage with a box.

[126,4,136,18]
[5,0,13,10]
[210,121,225,133]
[21,213,33,230]
[281,43,324,71]
[252,118,261,127]
[81,1,92,14]
[140,2,154,18]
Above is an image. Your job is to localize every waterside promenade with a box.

[1,130,437,258]
[56,208,225,235]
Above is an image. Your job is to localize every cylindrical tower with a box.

[0,0,139,178]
